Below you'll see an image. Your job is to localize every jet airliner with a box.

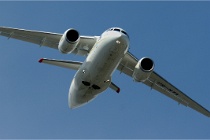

[0,26,210,117]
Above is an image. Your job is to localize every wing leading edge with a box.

[119,52,210,117]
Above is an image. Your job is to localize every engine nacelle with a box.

[132,57,154,82]
[58,29,80,54]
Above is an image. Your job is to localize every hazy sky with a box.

[0,1,210,139]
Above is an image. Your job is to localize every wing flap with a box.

[39,58,82,70]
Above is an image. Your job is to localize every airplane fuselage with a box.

[69,30,129,108]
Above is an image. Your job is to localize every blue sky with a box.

[0,1,210,139]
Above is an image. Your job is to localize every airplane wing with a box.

[0,26,99,56]
[118,52,210,117]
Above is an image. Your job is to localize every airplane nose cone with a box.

[112,31,122,38]
[113,33,129,49]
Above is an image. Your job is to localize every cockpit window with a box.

[121,30,129,37]
[114,28,121,32]
[106,28,129,39]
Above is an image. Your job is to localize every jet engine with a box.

[132,57,154,82]
[58,29,80,54]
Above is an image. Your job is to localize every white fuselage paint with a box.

[69,30,129,108]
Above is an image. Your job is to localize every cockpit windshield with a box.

[113,28,121,32]
[107,28,129,38]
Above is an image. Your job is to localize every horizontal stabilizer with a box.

[39,58,82,70]
[109,82,120,93]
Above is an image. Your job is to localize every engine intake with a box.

[132,57,154,82]
[66,29,79,42]
[58,29,80,54]
[141,57,154,71]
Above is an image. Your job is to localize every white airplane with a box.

[0,26,210,117]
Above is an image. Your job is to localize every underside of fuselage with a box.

[68,31,129,108]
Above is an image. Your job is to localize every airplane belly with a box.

[87,36,127,88]
[69,34,128,108]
